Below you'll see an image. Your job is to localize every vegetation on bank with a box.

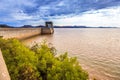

[0,38,88,80]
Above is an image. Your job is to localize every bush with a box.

[0,38,88,80]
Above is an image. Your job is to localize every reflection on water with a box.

[23,28,120,80]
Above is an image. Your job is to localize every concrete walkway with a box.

[0,49,11,80]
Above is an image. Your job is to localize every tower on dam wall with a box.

[41,21,54,34]
[45,21,53,28]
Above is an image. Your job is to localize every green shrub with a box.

[0,38,88,80]
[0,38,39,80]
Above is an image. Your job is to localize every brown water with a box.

[22,28,120,80]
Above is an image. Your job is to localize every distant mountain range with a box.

[0,24,44,28]
[0,24,117,28]
[0,24,14,28]
[54,26,117,28]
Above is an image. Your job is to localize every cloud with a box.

[0,0,120,27]
[51,6,120,27]
[0,0,36,19]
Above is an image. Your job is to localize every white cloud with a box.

[0,0,36,11]
[11,10,33,20]
[25,20,45,26]
[10,6,120,27]
[0,0,37,22]
[57,1,65,6]
[51,6,120,27]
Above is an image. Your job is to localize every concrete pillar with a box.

[0,49,11,80]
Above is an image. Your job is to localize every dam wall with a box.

[0,49,11,80]
[0,28,41,39]
[41,28,54,34]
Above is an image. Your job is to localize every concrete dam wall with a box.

[0,49,11,80]
[0,28,41,39]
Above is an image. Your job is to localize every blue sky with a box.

[0,0,120,27]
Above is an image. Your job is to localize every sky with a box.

[0,0,120,27]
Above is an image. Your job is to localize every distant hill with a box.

[54,26,87,28]
[54,26,117,28]
[20,25,34,28]
[97,26,117,28]
[20,25,45,28]
[0,24,13,28]
[35,25,45,28]
[0,24,117,28]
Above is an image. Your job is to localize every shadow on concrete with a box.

[19,33,53,41]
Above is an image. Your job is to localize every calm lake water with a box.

[22,28,120,80]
